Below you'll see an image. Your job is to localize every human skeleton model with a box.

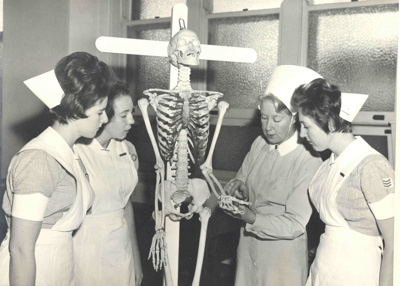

[138,24,250,286]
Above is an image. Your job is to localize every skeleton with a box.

[138,22,250,286]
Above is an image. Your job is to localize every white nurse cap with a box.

[265,65,323,114]
[339,93,368,122]
[24,70,64,109]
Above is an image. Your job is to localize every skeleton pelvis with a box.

[164,180,191,208]
[161,178,211,219]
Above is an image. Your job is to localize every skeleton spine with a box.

[175,129,189,191]
[176,65,191,91]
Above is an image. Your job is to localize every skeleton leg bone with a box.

[191,207,211,286]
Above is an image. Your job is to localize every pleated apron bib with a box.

[0,127,94,286]
[306,138,383,286]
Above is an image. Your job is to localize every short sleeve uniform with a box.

[2,149,76,228]
[306,137,394,286]
[0,126,93,286]
[336,154,395,235]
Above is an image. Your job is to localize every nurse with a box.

[73,81,142,285]
[291,78,394,286]
[224,65,323,286]
[0,52,114,286]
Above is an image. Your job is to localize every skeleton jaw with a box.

[178,50,200,66]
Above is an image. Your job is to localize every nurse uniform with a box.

[234,65,323,286]
[306,94,395,286]
[0,71,94,286]
[73,138,138,286]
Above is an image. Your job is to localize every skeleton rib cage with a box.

[149,90,213,164]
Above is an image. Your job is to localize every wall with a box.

[0,0,120,240]
[1,0,70,178]
[1,0,120,178]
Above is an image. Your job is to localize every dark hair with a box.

[291,78,352,134]
[51,52,116,124]
[105,81,130,120]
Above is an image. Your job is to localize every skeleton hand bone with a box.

[218,195,251,214]
[148,229,169,271]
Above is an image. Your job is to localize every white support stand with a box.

[95,3,257,285]
[164,6,188,286]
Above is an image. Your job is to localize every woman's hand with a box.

[224,179,249,201]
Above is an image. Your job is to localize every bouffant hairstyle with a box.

[51,52,116,124]
[291,78,352,134]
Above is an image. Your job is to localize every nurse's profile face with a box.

[298,109,331,152]
[260,99,293,145]
[77,98,109,139]
[102,95,135,141]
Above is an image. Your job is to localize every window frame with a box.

[119,0,396,164]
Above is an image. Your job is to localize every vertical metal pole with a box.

[164,4,188,286]
[393,28,399,286]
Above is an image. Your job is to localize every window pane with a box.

[131,0,186,20]
[126,23,171,102]
[207,15,279,109]
[212,0,282,13]
[308,0,367,5]
[307,4,398,112]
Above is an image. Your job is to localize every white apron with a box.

[73,139,138,286]
[0,127,94,286]
[306,137,383,286]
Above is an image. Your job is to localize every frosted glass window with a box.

[207,15,279,109]
[131,0,186,20]
[307,4,398,112]
[308,0,367,5]
[212,0,282,13]
[126,23,171,102]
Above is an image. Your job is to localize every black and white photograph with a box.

[0,0,398,285]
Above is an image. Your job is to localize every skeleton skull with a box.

[168,29,201,67]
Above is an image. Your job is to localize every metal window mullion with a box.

[123,17,171,28]
[306,0,398,12]
[206,8,280,20]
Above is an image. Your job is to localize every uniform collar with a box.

[22,127,77,174]
[86,138,114,154]
[268,131,299,156]
[329,136,367,167]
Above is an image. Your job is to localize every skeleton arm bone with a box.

[138,99,165,170]
[138,98,166,230]
[193,91,223,110]
[200,101,229,197]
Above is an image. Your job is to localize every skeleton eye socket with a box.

[191,39,200,47]
[177,38,186,47]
